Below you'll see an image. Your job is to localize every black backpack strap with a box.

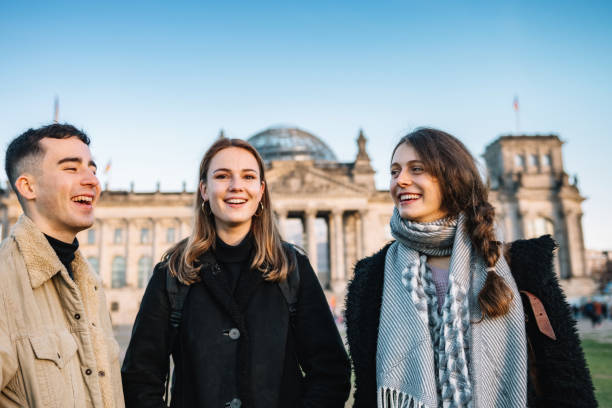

[165,269,190,404]
[166,271,191,333]
[278,242,301,324]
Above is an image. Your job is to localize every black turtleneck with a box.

[213,233,253,294]
[45,234,79,280]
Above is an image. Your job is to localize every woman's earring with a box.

[254,201,264,217]
[201,201,212,216]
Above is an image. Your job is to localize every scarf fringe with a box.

[378,387,426,408]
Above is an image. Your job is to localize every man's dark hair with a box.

[5,123,90,194]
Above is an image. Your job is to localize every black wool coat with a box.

[122,249,350,408]
[344,235,596,408]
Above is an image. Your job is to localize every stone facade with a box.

[0,128,596,325]
[484,134,596,297]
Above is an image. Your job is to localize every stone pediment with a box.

[267,165,368,196]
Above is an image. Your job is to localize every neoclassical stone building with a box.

[0,127,594,324]
[484,134,596,297]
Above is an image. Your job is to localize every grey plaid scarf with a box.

[376,208,527,408]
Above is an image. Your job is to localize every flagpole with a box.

[103,160,112,191]
[513,96,520,134]
[53,96,59,123]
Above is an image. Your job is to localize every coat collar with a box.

[11,214,97,289]
[11,214,65,288]
[198,250,265,321]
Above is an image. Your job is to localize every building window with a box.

[111,302,119,312]
[138,256,153,288]
[140,228,150,244]
[114,228,123,244]
[111,256,126,288]
[166,227,176,243]
[542,154,552,167]
[514,154,525,169]
[87,256,99,274]
[87,229,96,245]
[529,154,539,167]
[526,217,554,239]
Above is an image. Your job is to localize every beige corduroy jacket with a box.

[0,215,124,408]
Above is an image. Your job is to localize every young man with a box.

[0,124,124,407]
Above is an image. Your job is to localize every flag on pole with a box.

[513,95,520,134]
[104,160,112,174]
[513,96,519,112]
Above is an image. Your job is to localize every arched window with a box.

[138,256,153,288]
[111,256,126,288]
[87,256,99,275]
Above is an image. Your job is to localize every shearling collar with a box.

[11,214,87,289]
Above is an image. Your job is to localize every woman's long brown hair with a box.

[164,138,292,284]
[392,128,513,318]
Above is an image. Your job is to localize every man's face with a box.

[30,137,100,241]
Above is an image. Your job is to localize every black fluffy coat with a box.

[508,235,596,407]
[345,236,596,408]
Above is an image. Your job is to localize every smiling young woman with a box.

[121,138,350,408]
[345,128,596,408]
[345,128,525,407]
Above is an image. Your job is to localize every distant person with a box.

[0,124,124,407]
[121,138,350,407]
[345,128,596,407]
[594,301,603,327]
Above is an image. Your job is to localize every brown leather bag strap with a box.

[520,290,557,340]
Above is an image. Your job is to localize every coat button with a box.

[98,370,105,377]
[212,265,221,276]
[228,328,240,340]
[85,368,92,375]
[227,398,241,408]
[74,313,81,320]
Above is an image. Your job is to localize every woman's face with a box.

[201,147,265,234]
[390,143,446,223]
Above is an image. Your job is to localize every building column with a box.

[359,209,370,256]
[276,209,288,239]
[328,212,337,282]
[564,209,586,279]
[98,219,109,286]
[305,209,318,275]
[331,210,345,284]
[356,210,366,260]
[126,219,136,287]
[181,218,191,240]
[151,218,160,262]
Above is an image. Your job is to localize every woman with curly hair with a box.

[345,127,595,407]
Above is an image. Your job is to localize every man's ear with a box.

[14,174,37,200]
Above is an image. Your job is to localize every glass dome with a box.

[248,127,337,162]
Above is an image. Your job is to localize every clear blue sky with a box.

[1,0,611,249]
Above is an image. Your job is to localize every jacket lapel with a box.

[11,215,64,288]
[199,254,246,328]
[234,265,264,311]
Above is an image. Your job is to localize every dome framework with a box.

[248,127,338,162]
